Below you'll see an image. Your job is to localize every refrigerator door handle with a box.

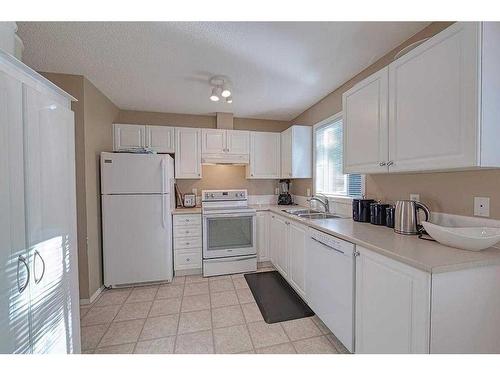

[161,158,166,229]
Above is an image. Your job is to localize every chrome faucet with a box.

[307,194,330,213]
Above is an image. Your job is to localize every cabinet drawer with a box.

[173,214,201,226]
[173,225,202,238]
[175,251,202,269]
[174,237,202,250]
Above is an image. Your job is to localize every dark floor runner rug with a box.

[244,271,314,324]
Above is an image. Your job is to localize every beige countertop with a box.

[172,207,202,214]
[254,205,500,274]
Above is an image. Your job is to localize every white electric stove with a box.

[202,189,257,277]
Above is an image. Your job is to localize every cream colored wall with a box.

[116,109,290,132]
[83,78,119,296]
[287,22,500,221]
[176,165,278,196]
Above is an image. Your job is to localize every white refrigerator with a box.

[101,152,174,286]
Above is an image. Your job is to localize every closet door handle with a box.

[34,250,46,284]
[17,255,30,294]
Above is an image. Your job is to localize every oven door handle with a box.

[203,212,256,219]
[203,255,256,263]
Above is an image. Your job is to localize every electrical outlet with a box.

[306,188,311,197]
[275,187,279,195]
[474,197,490,217]
[410,193,420,202]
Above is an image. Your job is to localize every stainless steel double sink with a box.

[281,208,341,220]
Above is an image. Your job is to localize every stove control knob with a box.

[210,193,214,198]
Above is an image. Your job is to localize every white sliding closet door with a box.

[0,71,31,354]
[24,85,80,354]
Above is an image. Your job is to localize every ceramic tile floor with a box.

[80,267,349,354]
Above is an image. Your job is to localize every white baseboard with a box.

[80,285,104,306]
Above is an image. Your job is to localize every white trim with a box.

[312,111,365,198]
[79,285,105,306]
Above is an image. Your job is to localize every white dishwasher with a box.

[306,228,355,353]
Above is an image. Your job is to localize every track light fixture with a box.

[209,76,232,104]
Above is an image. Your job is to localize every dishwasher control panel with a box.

[309,228,355,254]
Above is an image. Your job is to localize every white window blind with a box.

[314,117,363,197]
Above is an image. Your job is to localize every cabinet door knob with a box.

[186,258,190,261]
[379,161,387,166]
[387,161,394,167]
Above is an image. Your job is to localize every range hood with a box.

[201,113,250,165]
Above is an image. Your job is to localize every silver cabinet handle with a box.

[186,258,191,261]
[379,161,387,166]
[186,242,190,245]
[17,255,30,294]
[387,161,394,166]
[33,250,46,284]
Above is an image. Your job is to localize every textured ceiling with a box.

[17,22,428,121]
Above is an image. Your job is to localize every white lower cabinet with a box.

[269,213,307,298]
[355,246,431,353]
[288,222,307,298]
[173,214,202,274]
[256,212,269,262]
[270,214,289,278]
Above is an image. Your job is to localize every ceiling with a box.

[17,22,428,121]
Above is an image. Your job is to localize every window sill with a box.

[321,195,354,204]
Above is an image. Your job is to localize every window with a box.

[314,114,363,197]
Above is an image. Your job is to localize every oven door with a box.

[203,213,256,259]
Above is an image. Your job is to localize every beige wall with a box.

[287,22,500,220]
[116,109,289,132]
[83,78,120,296]
[177,165,278,196]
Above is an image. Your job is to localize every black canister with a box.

[370,203,390,225]
[352,199,375,222]
[385,206,396,228]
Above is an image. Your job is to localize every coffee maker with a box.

[277,179,293,205]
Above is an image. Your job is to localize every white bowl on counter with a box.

[422,221,500,251]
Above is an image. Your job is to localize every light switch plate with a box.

[410,193,420,202]
[474,197,490,217]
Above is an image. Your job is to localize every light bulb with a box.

[210,87,220,102]
[221,84,231,98]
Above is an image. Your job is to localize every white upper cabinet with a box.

[388,22,479,172]
[201,129,250,162]
[343,22,500,174]
[226,130,250,154]
[114,124,175,153]
[175,128,202,179]
[145,125,175,153]
[201,129,226,154]
[247,131,281,179]
[343,67,389,174]
[355,246,431,354]
[113,124,145,150]
[281,125,312,178]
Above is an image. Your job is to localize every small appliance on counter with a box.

[385,205,396,228]
[277,179,294,205]
[183,193,196,208]
[370,202,390,226]
[352,198,375,222]
[394,200,430,235]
